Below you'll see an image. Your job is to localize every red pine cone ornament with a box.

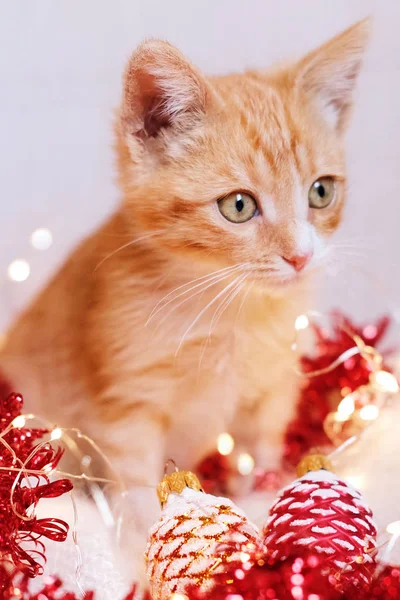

[263,455,377,589]
[145,469,260,600]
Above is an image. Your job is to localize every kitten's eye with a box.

[308,177,336,209]
[218,192,258,223]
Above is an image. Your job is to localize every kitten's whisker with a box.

[152,269,240,331]
[146,263,246,325]
[94,231,163,272]
[197,279,244,373]
[209,273,248,334]
[175,274,243,356]
[235,280,254,327]
[198,275,247,371]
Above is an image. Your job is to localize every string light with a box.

[31,228,53,250]
[237,452,255,476]
[370,370,399,394]
[12,415,26,428]
[359,405,380,421]
[293,311,399,447]
[337,395,355,420]
[217,433,234,456]
[295,314,309,331]
[50,427,62,440]
[8,259,30,282]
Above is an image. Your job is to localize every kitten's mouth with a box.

[249,268,307,292]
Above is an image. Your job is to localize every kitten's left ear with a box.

[294,18,372,132]
[120,39,209,140]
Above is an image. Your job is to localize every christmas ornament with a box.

[145,468,260,600]
[263,454,377,588]
[196,451,231,495]
[360,565,400,599]
[184,549,344,600]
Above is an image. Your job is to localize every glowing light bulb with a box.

[237,452,255,475]
[387,521,400,535]
[359,405,379,421]
[8,259,30,282]
[31,227,53,250]
[217,433,234,456]
[50,427,62,440]
[12,415,26,428]
[295,314,309,331]
[370,370,399,394]
[337,394,355,419]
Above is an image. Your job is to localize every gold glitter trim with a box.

[296,454,333,477]
[157,470,203,507]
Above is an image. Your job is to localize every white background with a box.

[1,0,399,331]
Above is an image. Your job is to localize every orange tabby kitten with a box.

[1,21,369,519]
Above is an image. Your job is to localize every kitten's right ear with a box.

[294,18,371,132]
[120,40,209,140]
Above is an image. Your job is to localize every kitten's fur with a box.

[1,21,369,520]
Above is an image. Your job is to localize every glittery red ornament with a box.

[184,548,344,600]
[263,466,377,590]
[0,391,73,579]
[196,451,231,494]
[361,566,400,599]
[284,313,392,467]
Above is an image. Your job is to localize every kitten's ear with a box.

[294,18,371,132]
[120,39,209,139]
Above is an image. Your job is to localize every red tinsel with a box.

[283,312,392,467]
[0,391,73,582]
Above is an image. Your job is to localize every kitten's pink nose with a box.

[283,252,313,272]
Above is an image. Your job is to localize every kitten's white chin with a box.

[260,272,312,297]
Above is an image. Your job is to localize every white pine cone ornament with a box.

[263,455,377,587]
[145,469,260,600]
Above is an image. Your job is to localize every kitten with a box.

[1,20,369,525]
